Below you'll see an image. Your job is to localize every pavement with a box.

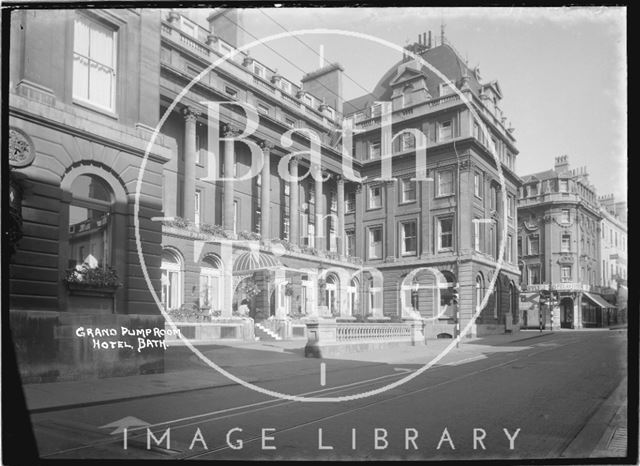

[561,377,629,459]
[21,328,629,459]
[21,330,559,412]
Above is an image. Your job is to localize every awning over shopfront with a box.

[583,292,615,309]
[232,251,283,275]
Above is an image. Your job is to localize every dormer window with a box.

[559,180,569,193]
[439,82,455,97]
[253,63,265,78]
[219,41,233,55]
[371,103,382,118]
[279,79,292,94]
[303,95,313,107]
[181,17,196,37]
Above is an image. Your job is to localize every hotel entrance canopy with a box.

[232,251,283,275]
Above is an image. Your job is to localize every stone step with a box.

[254,323,282,341]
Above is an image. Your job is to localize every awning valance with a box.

[583,292,614,309]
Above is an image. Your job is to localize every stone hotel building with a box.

[8,8,523,381]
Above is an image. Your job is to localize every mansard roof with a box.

[344,43,483,114]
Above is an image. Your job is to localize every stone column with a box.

[314,166,324,251]
[183,107,199,221]
[289,156,300,245]
[260,141,273,239]
[336,175,345,256]
[223,124,238,233]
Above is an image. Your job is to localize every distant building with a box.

[343,32,522,337]
[598,194,627,322]
[517,155,615,329]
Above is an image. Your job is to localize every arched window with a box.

[476,274,485,314]
[347,277,358,316]
[161,249,183,310]
[439,270,456,307]
[67,174,114,268]
[200,255,222,312]
[325,273,339,316]
[402,83,414,108]
[494,278,501,319]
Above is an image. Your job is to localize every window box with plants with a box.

[63,263,121,313]
[64,265,121,295]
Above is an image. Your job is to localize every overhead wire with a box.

[257,8,374,98]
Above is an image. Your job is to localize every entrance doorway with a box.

[325,274,338,315]
[346,278,358,316]
[560,298,573,328]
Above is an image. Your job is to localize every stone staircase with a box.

[254,322,282,341]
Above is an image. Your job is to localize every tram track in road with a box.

[38,333,599,459]
[178,335,596,459]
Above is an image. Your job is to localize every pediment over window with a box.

[389,63,424,87]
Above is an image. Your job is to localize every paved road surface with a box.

[29,330,627,461]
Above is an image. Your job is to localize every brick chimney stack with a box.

[207,9,245,48]
[301,63,344,114]
[554,154,570,174]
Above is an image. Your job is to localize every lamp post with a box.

[539,290,547,332]
[548,291,557,331]
[452,282,460,348]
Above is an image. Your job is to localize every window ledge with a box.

[399,200,417,205]
[73,99,119,120]
[435,193,455,199]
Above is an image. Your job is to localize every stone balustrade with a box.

[305,319,425,358]
[336,322,412,342]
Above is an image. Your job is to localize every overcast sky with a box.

[203,7,627,201]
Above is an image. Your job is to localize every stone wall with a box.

[9,310,165,383]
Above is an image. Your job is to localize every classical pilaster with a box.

[260,141,274,239]
[183,107,200,221]
[223,124,239,233]
[314,166,325,251]
[289,156,300,245]
[336,175,345,256]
